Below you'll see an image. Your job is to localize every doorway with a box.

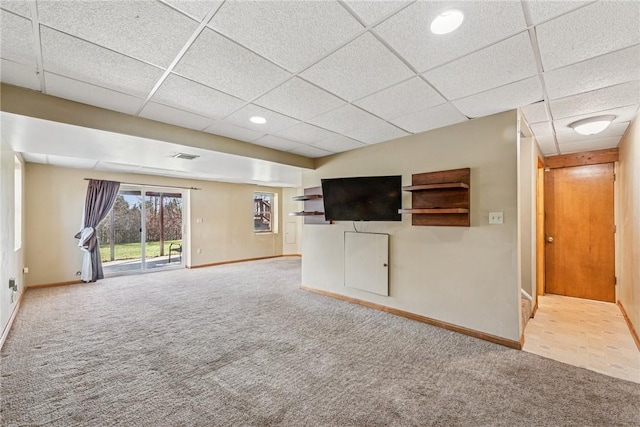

[544,163,615,302]
[97,186,185,275]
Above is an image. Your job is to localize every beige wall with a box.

[617,113,640,333]
[24,163,287,286]
[0,138,25,336]
[302,111,521,341]
[282,187,303,255]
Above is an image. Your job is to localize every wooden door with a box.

[544,163,615,302]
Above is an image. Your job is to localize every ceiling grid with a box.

[0,0,638,185]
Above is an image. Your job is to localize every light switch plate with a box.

[489,212,504,224]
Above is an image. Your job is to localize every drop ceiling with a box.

[1,0,639,185]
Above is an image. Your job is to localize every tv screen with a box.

[321,176,402,222]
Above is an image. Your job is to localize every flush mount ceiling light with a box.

[249,116,267,124]
[569,115,616,135]
[430,9,464,35]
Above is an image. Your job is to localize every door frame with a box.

[539,148,619,300]
[536,157,545,297]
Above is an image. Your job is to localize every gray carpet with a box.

[2,258,638,426]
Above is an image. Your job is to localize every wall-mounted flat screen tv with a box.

[321,175,402,222]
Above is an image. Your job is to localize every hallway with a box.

[523,294,639,383]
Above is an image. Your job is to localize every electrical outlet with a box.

[489,212,504,224]
[197,248,202,254]
[23,267,29,274]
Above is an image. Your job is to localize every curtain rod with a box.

[83,178,200,191]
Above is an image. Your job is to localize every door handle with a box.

[547,236,554,243]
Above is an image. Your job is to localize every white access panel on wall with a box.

[344,231,389,296]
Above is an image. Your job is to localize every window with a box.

[253,193,273,232]
[14,156,22,251]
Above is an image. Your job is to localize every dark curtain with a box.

[75,179,120,282]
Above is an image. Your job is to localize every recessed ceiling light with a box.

[250,116,267,124]
[569,115,616,135]
[430,10,464,35]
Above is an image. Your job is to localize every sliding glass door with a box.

[97,186,184,275]
[144,191,183,270]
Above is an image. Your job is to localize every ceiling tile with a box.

[313,134,366,153]
[530,121,554,137]
[308,104,386,135]
[224,104,299,134]
[45,72,145,115]
[162,0,222,21]
[424,32,538,100]
[209,1,362,72]
[152,73,245,119]
[251,135,305,152]
[354,77,445,120]
[549,80,640,119]
[556,121,629,144]
[139,102,213,131]
[288,145,333,158]
[300,32,414,101]
[534,134,558,155]
[1,59,40,90]
[520,102,549,124]
[0,1,31,18]
[344,120,408,145]
[536,1,640,71]
[524,0,594,25]
[391,103,468,134]
[553,105,640,133]
[40,27,165,98]
[203,120,264,142]
[0,10,36,66]
[558,136,621,154]
[38,1,198,68]
[275,123,336,145]
[375,1,527,72]
[544,45,640,100]
[343,0,411,25]
[174,28,291,101]
[254,77,345,121]
[453,77,543,118]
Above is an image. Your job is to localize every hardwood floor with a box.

[523,294,639,383]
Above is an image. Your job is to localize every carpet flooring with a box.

[2,257,639,426]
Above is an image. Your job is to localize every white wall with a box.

[24,163,287,286]
[0,137,25,337]
[617,113,639,334]
[302,111,521,341]
[518,131,537,310]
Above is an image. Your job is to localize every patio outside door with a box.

[98,186,184,275]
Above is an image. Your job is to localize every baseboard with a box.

[188,255,282,269]
[617,301,640,352]
[281,254,302,257]
[531,299,539,318]
[300,286,522,350]
[27,280,84,289]
[0,289,25,350]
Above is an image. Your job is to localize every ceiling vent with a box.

[173,153,200,160]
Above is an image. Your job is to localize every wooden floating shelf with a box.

[399,208,469,214]
[291,194,323,201]
[402,182,469,191]
[289,211,325,217]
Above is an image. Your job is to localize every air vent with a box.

[173,153,200,160]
